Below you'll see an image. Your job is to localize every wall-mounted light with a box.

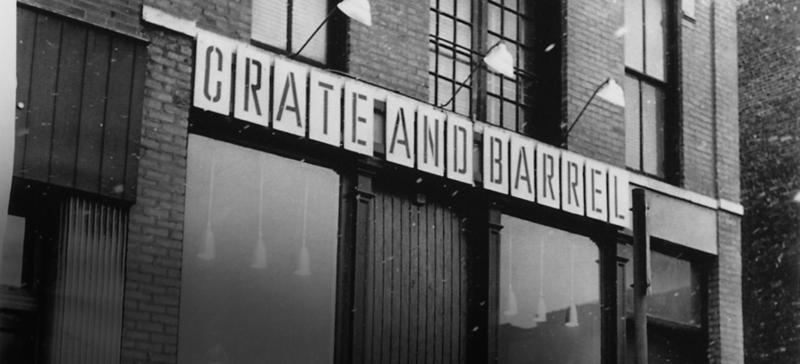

[439,42,516,109]
[291,0,372,58]
[564,77,625,146]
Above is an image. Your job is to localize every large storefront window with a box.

[178,135,340,363]
[499,215,600,363]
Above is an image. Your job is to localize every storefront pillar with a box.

[349,167,375,364]
[0,0,15,253]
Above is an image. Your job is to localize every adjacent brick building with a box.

[0,0,743,363]
[739,1,800,363]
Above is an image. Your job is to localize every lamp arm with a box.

[290,7,338,59]
[439,63,479,108]
[565,78,610,136]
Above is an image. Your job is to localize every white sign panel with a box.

[343,81,374,156]
[536,142,561,209]
[585,159,608,222]
[445,113,473,185]
[308,69,344,146]
[193,30,235,115]
[416,105,445,176]
[608,166,632,229]
[560,151,585,216]
[510,134,535,202]
[272,58,308,137]
[233,44,271,127]
[385,95,416,168]
[483,125,510,194]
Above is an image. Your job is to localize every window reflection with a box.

[499,215,600,364]
[625,250,702,326]
[178,135,339,364]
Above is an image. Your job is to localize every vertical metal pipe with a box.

[632,188,648,364]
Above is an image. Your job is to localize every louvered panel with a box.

[358,186,468,363]
[44,197,126,364]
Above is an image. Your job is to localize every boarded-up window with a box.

[15,7,145,202]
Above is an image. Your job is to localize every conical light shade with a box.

[337,0,372,26]
[565,303,579,327]
[294,245,311,276]
[534,295,548,322]
[251,236,267,269]
[198,224,216,260]
[503,285,518,317]
[483,43,515,79]
[596,78,625,107]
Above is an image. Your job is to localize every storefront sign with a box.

[191,31,631,229]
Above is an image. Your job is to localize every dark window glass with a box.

[429,0,473,115]
[499,215,601,364]
[178,134,339,363]
[625,250,702,326]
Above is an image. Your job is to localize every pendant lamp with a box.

[251,156,268,269]
[503,236,518,316]
[534,240,547,323]
[565,242,579,327]
[294,181,312,276]
[198,157,217,260]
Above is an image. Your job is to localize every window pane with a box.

[624,0,643,71]
[641,82,665,177]
[488,95,501,125]
[252,0,288,50]
[438,78,454,110]
[440,15,454,42]
[291,0,328,62]
[428,73,437,104]
[440,0,454,15]
[428,48,437,72]
[503,10,517,40]
[499,216,601,364]
[644,0,666,80]
[456,21,472,49]
[503,78,517,102]
[502,101,516,130]
[488,73,502,94]
[456,0,471,21]
[489,3,502,34]
[455,53,472,84]
[439,47,454,79]
[179,135,339,364]
[624,251,702,326]
[624,76,641,170]
[0,215,25,287]
[504,0,518,11]
[455,85,471,115]
[429,9,437,34]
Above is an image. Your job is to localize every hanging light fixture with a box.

[534,239,547,323]
[291,0,372,58]
[439,42,516,108]
[565,241,579,327]
[198,156,217,260]
[294,180,312,276]
[504,235,518,317]
[251,155,268,269]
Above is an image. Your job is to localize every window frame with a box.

[486,200,621,364]
[618,237,710,364]
[624,0,683,184]
[249,0,336,67]
[428,0,537,136]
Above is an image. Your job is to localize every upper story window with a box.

[428,0,535,134]
[624,0,671,179]
[251,0,329,63]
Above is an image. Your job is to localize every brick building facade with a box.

[739,1,800,363]
[0,0,743,363]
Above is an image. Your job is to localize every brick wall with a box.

[564,0,626,166]
[19,0,142,35]
[346,0,429,101]
[739,1,800,362]
[121,29,192,364]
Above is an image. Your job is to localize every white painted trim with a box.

[719,199,745,216]
[628,173,744,216]
[142,5,198,37]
